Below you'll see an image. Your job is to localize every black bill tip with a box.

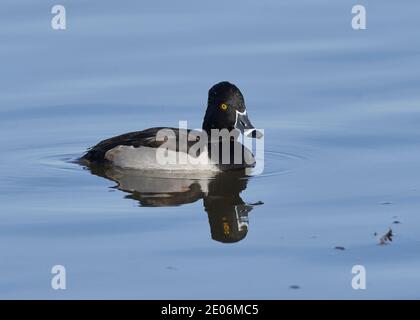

[245,129,263,139]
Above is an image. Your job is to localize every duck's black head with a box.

[202,81,263,138]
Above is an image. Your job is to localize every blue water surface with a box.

[0,0,420,299]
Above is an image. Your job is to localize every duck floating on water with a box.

[81,82,262,171]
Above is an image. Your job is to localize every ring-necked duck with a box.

[81,81,262,171]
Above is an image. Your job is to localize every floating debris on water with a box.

[379,228,393,245]
[380,202,393,206]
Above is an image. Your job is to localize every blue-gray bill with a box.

[235,111,263,139]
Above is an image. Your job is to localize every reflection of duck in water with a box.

[85,163,263,243]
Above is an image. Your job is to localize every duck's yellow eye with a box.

[220,103,228,111]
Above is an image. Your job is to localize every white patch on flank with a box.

[105,145,220,171]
